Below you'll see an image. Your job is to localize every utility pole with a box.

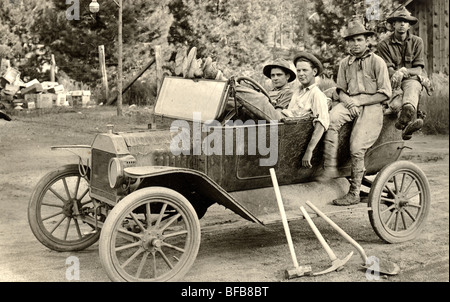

[117,0,123,116]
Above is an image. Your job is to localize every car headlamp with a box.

[108,155,136,189]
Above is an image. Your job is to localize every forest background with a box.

[0,0,448,134]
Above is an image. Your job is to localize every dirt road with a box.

[0,112,448,283]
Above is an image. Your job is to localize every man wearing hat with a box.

[319,19,392,206]
[285,52,330,168]
[262,58,297,110]
[234,52,329,167]
[377,7,431,140]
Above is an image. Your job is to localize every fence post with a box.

[99,45,109,101]
[154,45,163,95]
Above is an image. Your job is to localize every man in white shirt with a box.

[234,52,329,168]
[285,52,329,167]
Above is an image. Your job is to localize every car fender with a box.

[124,166,263,225]
[51,145,91,167]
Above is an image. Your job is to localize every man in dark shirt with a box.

[262,58,297,110]
[377,7,430,140]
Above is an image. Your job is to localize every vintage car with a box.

[28,76,430,281]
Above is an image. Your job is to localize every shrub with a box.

[123,79,157,107]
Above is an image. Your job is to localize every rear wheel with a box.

[28,164,100,251]
[99,187,201,282]
[368,161,430,243]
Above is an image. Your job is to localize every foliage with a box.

[0,0,50,80]
[30,0,173,85]
[168,0,274,76]
[308,0,400,80]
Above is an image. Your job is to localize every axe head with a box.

[313,251,354,276]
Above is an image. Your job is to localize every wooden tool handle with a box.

[300,206,337,261]
[270,168,299,268]
[305,200,368,262]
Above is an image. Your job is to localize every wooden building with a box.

[407,0,449,75]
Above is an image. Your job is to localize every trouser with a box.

[234,85,284,121]
[323,102,384,192]
[388,78,423,113]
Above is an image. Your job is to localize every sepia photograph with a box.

[0,0,448,291]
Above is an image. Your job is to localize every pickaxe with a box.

[305,201,400,276]
[300,206,353,275]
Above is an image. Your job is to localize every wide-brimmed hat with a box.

[263,58,297,82]
[387,7,418,25]
[293,52,324,77]
[343,19,375,40]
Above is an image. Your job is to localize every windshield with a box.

[154,77,228,122]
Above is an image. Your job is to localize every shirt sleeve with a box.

[373,55,393,99]
[311,89,330,131]
[412,37,425,68]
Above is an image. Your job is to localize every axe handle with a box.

[270,168,299,269]
[305,200,368,262]
[300,206,337,262]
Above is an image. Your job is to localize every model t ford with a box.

[28,75,430,281]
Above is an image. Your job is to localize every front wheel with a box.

[368,161,431,243]
[99,187,201,282]
[28,164,100,252]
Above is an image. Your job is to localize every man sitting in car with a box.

[262,58,297,110]
[178,48,329,168]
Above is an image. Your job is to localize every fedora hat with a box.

[387,7,418,25]
[343,19,375,40]
[263,58,297,82]
[293,52,324,77]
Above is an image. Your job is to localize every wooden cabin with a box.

[407,0,449,75]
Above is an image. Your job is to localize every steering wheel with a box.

[235,76,271,101]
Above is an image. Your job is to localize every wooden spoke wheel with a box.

[28,164,100,251]
[368,161,431,243]
[99,187,201,282]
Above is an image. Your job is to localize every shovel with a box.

[305,200,400,276]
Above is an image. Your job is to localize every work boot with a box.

[402,118,423,140]
[317,129,340,181]
[333,160,364,206]
[395,103,415,130]
[332,190,360,206]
